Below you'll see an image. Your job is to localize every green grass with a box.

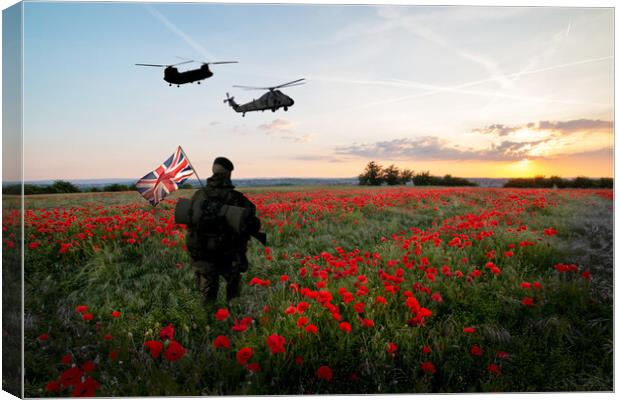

[5,187,613,395]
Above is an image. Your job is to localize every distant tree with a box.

[413,171,432,186]
[572,176,595,189]
[2,184,22,195]
[103,183,130,192]
[180,183,193,189]
[598,178,613,188]
[442,174,477,187]
[89,187,101,192]
[383,164,400,186]
[50,180,81,193]
[549,176,566,189]
[358,161,384,186]
[533,176,547,188]
[400,169,414,185]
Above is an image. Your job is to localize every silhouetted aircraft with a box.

[224,79,305,116]
[135,59,238,86]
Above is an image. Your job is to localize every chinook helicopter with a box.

[224,79,305,116]
[135,59,238,86]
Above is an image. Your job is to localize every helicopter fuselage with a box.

[163,64,213,85]
[225,90,295,116]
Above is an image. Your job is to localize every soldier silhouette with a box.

[185,157,264,304]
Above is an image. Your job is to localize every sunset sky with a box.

[11,1,615,180]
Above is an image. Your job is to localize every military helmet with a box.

[213,157,234,174]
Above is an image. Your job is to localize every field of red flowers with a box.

[4,186,613,395]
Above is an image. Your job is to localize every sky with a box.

[9,1,616,179]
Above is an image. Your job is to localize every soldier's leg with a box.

[224,272,242,301]
[191,259,220,303]
[203,268,221,303]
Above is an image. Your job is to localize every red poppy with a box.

[38,333,49,341]
[232,319,251,332]
[305,324,318,334]
[215,308,230,321]
[470,345,483,356]
[103,333,113,341]
[75,305,88,314]
[144,340,164,359]
[463,327,476,333]
[521,297,535,307]
[353,302,365,313]
[422,345,432,354]
[266,334,286,354]
[61,354,72,364]
[316,365,333,381]
[297,301,310,314]
[236,347,253,365]
[533,281,542,289]
[543,227,557,236]
[496,351,510,359]
[297,317,309,327]
[420,361,436,374]
[361,318,375,328]
[109,351,118,361]
[431,292,443,303]
[339,322,351,333]
[213,335,231,350]
[80,361,96,373]
[45,380,61,393]
[160,324,174,340]
[520,282,532,289]
[60,367,83,387]
[111,310,121,318]
[280,274,289,282]
[71,376,101,397]
[164,340,187,361]
[82,313,93,321]
[247,362,261,373]
[284,305,296,315]
[386,342,397,354]
[375,296,387,305]
[295,355,304,366]
[487,363,501,375]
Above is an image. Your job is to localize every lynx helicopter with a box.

[224,78,305,117]
[135,59,238,87]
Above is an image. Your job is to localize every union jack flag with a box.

[136,146,194,206]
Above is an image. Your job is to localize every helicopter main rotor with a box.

[135,60,194,68]
[233,78,306,91]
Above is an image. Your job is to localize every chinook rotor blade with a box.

[135,60,194,68]
[171,60,194,67]
[206,61,238,65]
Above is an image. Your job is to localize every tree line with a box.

[2,180,195,195]
[503,176,613,189]
[358,161,477,186]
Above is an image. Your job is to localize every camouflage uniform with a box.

[186,173,260,303]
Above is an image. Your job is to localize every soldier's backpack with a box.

[175,188,250,256]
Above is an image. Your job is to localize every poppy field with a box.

[5,186,613,396]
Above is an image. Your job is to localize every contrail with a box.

[144,4,216,61]
[349,55,613,110]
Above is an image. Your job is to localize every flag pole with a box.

[179,145,205,188]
